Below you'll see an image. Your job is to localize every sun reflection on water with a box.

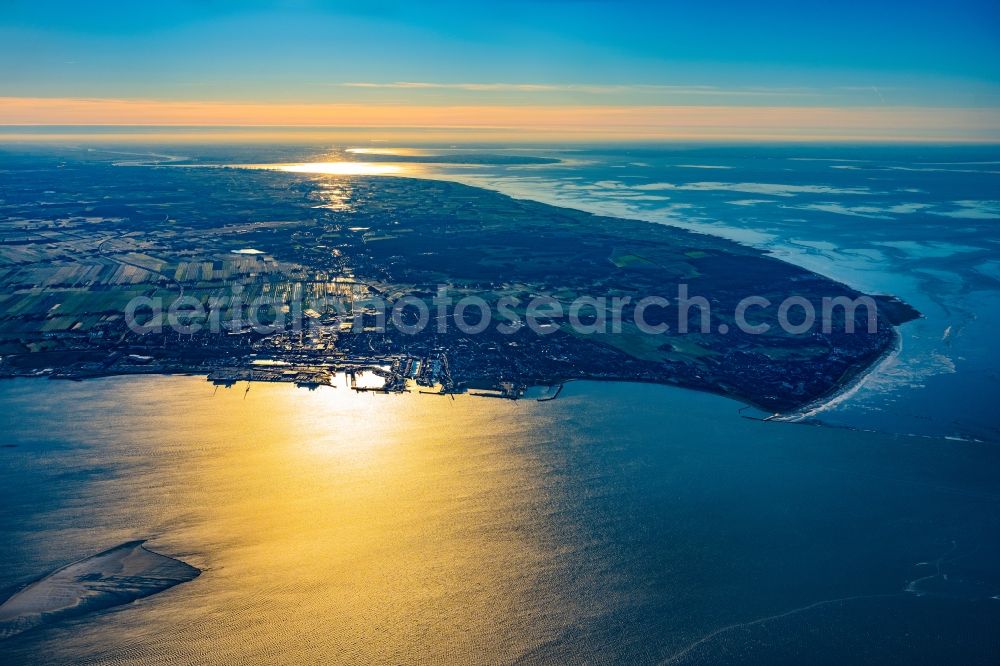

[313,181,354,211]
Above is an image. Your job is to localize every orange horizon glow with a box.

[1,97,999,142]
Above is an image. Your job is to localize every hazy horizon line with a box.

[2,96,998,143]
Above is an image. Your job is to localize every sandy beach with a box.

[0,541,199,640]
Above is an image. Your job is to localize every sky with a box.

[1,0,999,141]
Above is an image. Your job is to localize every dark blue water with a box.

[0,376,999,664]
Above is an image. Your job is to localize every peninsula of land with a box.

[0,150,916,411]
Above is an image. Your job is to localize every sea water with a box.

[0,375,998,664]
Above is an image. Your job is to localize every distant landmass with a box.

[339,152,561,165]
[0,150,916,411]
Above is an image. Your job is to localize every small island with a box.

[0,541,200,640]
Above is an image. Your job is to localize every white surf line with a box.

[659,592,902,665]
[777,328,903,422]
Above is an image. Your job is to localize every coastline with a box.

[419,169,916,419]
[0,154,914,418]
[0,357,883,423]
[775,326,904,423]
